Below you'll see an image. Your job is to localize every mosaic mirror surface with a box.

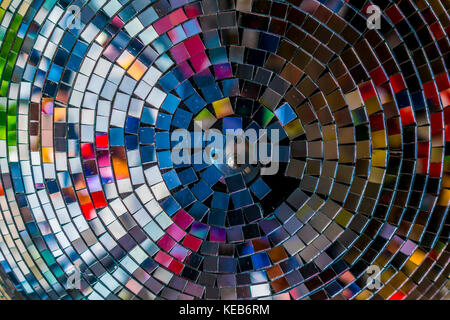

[0,0,448,300]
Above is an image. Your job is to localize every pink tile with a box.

[166,223,186,242]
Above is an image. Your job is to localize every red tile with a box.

[81,143,95,159]
[168,259,184,275]
[158,234,176,252]
[429,162,442,178]
[385,5,403,25]
[190,51,211,72]
[417,142,429,158]
[359,81,376,101]
[81,202,96,220]
[370,67,388,86]
[91,191,107,209]
[185,3,202,18]
[390,74,406,93]
[399,106,415,126]
[430,112,443,135]
[182,235,202,251]
[166,223,186,242]
[389,291,406,300]
[369,113,385,131]
[96,134,109,149]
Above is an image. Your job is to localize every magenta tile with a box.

[173,61,194,81]
[190,51,211,72]
[184,35,205,56]
[209,226,226,243]
[214,63,233,79]
[158,234,176,251]
[170,43,190,63]
[166,223,186,241]
[111,16,124,28]
[172,209,194,229]
[153,16,173,35]
[97,150,111,167]
[185,3,202,18]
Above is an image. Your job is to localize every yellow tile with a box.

[336,209,353,228]
[372,130,387,149]
[431,147,443,163]
[42,147,54,163]
[284,119,304,139]
[212,98,233,119]
[410,249,426,266]
[368,166,385,184]
[365,96,382,114]
[54,108,66,122]
[372,149,387,167]
[388,134,402,149]
[354,290,372,300]
[438,189,450,206]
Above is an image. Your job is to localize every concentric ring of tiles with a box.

[0,0,448,300]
